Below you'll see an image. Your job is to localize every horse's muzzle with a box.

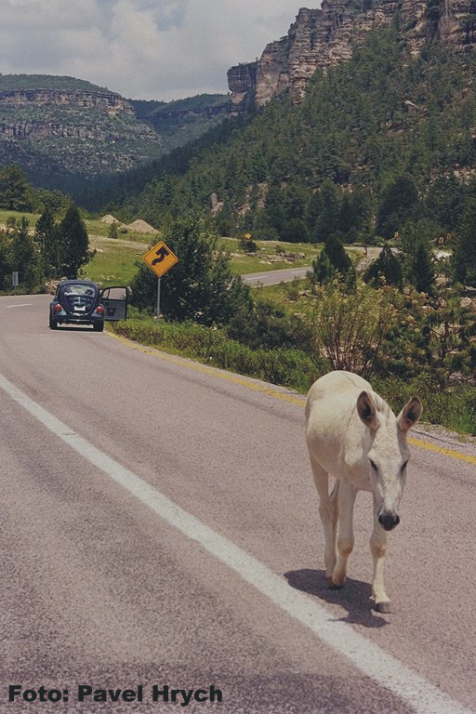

[378,512,400,531]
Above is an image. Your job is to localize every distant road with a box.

[241,247,380,286]
[242,266,310,286]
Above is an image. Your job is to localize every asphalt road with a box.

[242,267,310,286]
[0,295,475,714]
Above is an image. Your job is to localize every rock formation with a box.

[0,88,133,115]
[0,79,163,184]
[228,0,476,112]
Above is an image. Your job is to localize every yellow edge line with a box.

[406,437,476,465]
[108,330,476,466]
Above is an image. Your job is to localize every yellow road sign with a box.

[143,240,179,278]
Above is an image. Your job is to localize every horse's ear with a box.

[357,391,379,431]
[397,397,422,432]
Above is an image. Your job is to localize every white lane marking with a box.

[0,371,472,714]
[6,303,33,308]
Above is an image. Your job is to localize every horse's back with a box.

[305,371,372,475]
[305,370,371,429]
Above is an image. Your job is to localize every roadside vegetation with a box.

[109,214,476,437]
[113,279,476,435]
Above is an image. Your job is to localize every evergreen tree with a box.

[0,231,11,291]
[35,206,60,278]
[305,192,321,238]
[325,232,353,276]
[130,214,252,326]
[338,192,358,239]
[311,247,334,285]
[363,244,403,289]
[412,239,436,294]
[376,175,420,239]
[0,165,33,212]
[282,185,308,222]
[424,175,465,233]
[453,187,476,286]
[314,180,341,243]
[58,204,91,279]
[281,218,309,243]
[10,218,41,292]
[263,186,286,235]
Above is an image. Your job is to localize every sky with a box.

[0,0,311,102]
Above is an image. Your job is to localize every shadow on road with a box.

[284,568,389,628]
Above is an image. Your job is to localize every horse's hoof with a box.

[328,577,345,590]
[374,601,391,613]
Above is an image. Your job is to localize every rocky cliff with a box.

[228,0,476,111]
[0,77,163,189]
[0,87,133,115]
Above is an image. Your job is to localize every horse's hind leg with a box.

[332,480,357,588]
[309,455,337,584]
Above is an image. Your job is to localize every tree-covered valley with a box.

[103,27,476,282]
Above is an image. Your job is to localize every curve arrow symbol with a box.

[151,247,170,265]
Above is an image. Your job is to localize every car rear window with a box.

[63,284,97,297]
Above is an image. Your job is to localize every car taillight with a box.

[54,304,63,313]
[96,305,105,315]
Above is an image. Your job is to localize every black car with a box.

[49,280,105,331]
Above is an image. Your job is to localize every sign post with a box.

[142,240,179,318]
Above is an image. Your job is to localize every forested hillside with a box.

[108,27,476,280]
[0,75,229,197]
[131,94,230,154]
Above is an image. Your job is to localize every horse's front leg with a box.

[370,495,391,613]
[332,481,357,588]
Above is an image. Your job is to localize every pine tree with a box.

[363,244,403,289]
[282,218,309,243]
[412,239,436,295]
[311,247,334,285]
[453,190,476,286]
[0,165,33,212]
[35,206,60,278]
[376,175,420,239]
[11,218,40,291]
[325,233,353,276]
[58,204,91,279]
[314,180,341,243]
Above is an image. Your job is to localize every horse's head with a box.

[357,391,422,531]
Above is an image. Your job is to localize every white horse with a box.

[305,370,422,612]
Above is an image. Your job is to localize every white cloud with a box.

[0,0,311,100]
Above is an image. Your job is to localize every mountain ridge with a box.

[0,74,229,194]
[227,0,476,112]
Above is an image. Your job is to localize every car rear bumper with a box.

[52,316,104,325]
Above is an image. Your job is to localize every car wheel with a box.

[49,314,58,329]
[93,322,104,332]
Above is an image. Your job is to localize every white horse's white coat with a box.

[305,370,422,612]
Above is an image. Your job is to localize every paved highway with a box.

[0,295,475,713]
[242,267,311,286]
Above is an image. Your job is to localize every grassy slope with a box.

[0,209,319,287]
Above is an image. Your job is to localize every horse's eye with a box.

[370,460,377,471]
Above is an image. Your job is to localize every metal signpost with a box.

[142,240,179,318]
